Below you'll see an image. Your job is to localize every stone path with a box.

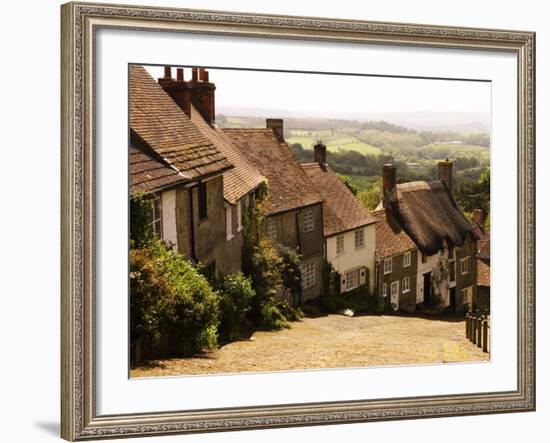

[131,314,489,377]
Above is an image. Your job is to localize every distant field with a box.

[424,143,490,160]
[346,174,380,193]
[287,133,382,156]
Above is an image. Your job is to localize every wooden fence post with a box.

[482,319,489,353]
[477,316,483,348]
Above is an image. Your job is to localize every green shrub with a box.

[218,273,255,342]
[276,300,303,322]
[130,239,220,357]
[260,303,290,330]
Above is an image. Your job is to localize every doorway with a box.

[449,287,456,312]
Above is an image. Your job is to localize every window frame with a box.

[225,204,233,241]
[345,268,360,291]
[303,209,314,233]
[354,228,365,250]
[403,251,411,267]
[390,280,399,298]
[266,218,277,242]
[460,256,470,275]
[336,235,345,255]
[301,262,316,289]
[383,257,393,274]
[382,283,388,298]
[402,276,410,293]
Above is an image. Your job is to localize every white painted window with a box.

[383,258,393,274]
[237,200,243,231]
[354,228,365,249]
[336,235,345,255]
[382,283,388,298]
[460,256,470,274]
[225,205,233,241]
[303,209,314,233]
[402,276,410,293]
[266,218,277,242]
[149,196,162,238]
[345,269,359,291]
[403,251,411,267]
[301,263,316,289]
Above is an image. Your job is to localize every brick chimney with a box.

[266,118,284,142]
[438,158,454,194]
[382,164,397,208]
[190,67,216,124]
[473,208,484,225]
[158,66,192,117]
[314,141,327,167]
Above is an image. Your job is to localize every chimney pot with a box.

[438,159,454,194]
[192,67,198,82]
[199,67,206,81]
[204,70,209,82]
[163,66,172,79]
[266,119,284,143]
[473,208,484,224]
[176,68,184,82]
[314,142,327,166]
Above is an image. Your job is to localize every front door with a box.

[390,281,399,311]
[423,272,431,305]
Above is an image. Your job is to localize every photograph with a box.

[129,63,491,377]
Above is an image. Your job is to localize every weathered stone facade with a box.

[377,249,418,312]
[174,176,235,273]
[265,203,325,301]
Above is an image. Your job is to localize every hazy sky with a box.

[144,65,491,126]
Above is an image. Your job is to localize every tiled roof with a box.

[302,163,377,237]
[372,209,417,258]
[189,106,265,204]
[130,145,184,195]
[222,128,323,215]
[129,65,232,181]
[478,258,490,287]
[386,181,478,256]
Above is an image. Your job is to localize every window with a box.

[402,276,410,293]
[421,253,427,263]
[225,205,233,241]
[383,258,392,274]
[198,181,207,220]
[354,228,365,249]
[449,260,456,282]
[266,218,277,242]
[149,196,162,238]
[403,251,411,267]
[460,257,470,274]
[382,283,388,298]
[301,263,316,289]
[237,200,243,231]
[345,269,359,291]
[336,235,345,255]
[462,286,473,309]
[303,209,314,233]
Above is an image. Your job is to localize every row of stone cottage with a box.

[130,65,489,313]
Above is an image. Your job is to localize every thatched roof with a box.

[386,180,478,256]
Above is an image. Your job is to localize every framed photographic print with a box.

[61,1,536,440]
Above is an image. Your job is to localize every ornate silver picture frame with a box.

[61,1,535,440]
